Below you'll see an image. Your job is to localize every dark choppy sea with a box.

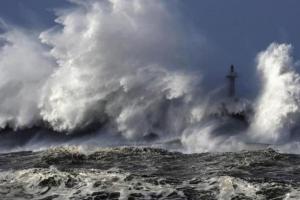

[0,147,300,200]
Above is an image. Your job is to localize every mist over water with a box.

[1,0,300,153]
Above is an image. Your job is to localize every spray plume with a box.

[0,1,300,153]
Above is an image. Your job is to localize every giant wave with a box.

[0,0,300,153]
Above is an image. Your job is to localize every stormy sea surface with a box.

[2,0,300,199]
[1,146,300,200]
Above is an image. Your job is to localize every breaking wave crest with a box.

[1,0,300,152]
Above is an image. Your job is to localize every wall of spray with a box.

[1,0,300,153]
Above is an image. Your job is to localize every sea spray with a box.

[0,28,53,129]
[250,43,300,143]
[38,0,202,137]
[0,1,300,152]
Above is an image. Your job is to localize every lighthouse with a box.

[226,65,237,98]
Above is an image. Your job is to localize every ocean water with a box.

[1,1,300,199]
[1,147,300,200]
